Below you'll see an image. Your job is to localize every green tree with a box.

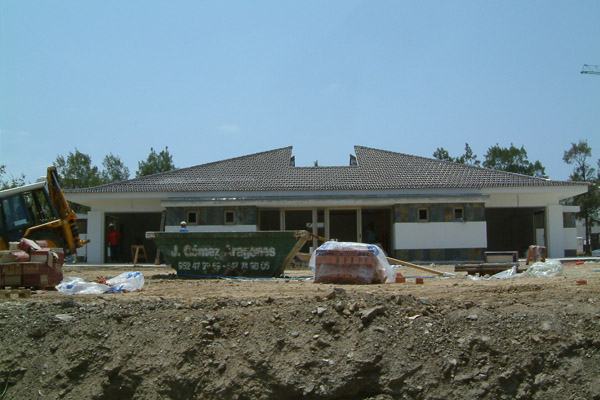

[136,146,175,177]
[0,164,26,190]
[433,143,480,166]
[563,140,596,181]
[54,149,103,189]
[433,147,453,162]
[563,140,599,254]
[483,144,546,178]
[54,149,132,189]
[456,143,480,166]
[101,153,130,183]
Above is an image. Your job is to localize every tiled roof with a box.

[68,146,582,194]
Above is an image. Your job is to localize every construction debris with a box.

[0,238,64,289]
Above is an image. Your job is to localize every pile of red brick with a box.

[314,248,385,284]
[0,238,64,289]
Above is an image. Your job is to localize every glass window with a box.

[2,196,30,228]
[224,210,235,224]
[187,210,198,224]
[418,208,429,222]
[454,207,464,221]
[32,190,55,222]
[21,192,37,223]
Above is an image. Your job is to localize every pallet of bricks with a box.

[314,247,384,284]
[0,238,64,291]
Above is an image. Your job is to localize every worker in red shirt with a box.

[107,223,122,263]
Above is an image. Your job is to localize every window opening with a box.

[187,210,198,224]
[224,210,235,224]
[418,208,429,222]
[454,207,464,221]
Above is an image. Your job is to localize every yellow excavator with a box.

[0,167,89,254]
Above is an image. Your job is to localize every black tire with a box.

[27,230,66,252]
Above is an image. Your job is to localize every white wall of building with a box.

[563,228,578,253]
[393,221,487,250]
[85,210,104,264]
[545,205,565,258]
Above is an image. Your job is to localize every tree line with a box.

[0,146,175,191]
[433,143,547,177]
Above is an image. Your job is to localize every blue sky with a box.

[1,1,599,183]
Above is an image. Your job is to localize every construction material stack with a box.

[311,242,396,284]
[0,238,64,289]
[314,247,383,284]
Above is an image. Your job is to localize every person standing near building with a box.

[179,221,190,232]
[363,222,377,243]
[107,223,122,262]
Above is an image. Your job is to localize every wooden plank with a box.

[386,256,448,276]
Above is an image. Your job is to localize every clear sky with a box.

[1,1,599,184]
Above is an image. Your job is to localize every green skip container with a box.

[146,230,311,278]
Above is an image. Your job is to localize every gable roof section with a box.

[68,146,583,194]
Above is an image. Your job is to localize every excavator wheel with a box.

[27,230,66,252]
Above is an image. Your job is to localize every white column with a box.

[312,208,318,250]
[324,209,330,240]
[86,210,105,264]
[357,208,362,243]
[545,205,564,258]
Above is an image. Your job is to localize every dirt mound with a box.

[1,263,599,399]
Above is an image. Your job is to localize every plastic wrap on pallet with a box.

[309,241,396,284]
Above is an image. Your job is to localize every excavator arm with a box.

[47,167,72,219]
[45,167,89,253]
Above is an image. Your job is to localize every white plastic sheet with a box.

[56,272,144,295]
[56,277,110,295]
[524,260,563,277]
[489,265,519,279]
[466,260,563,281]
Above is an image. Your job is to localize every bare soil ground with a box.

[1,261,599,399]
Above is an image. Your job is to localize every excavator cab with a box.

[0,167,88,254]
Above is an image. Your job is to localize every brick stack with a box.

[314,248,385,284]
[0,238,64,289]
